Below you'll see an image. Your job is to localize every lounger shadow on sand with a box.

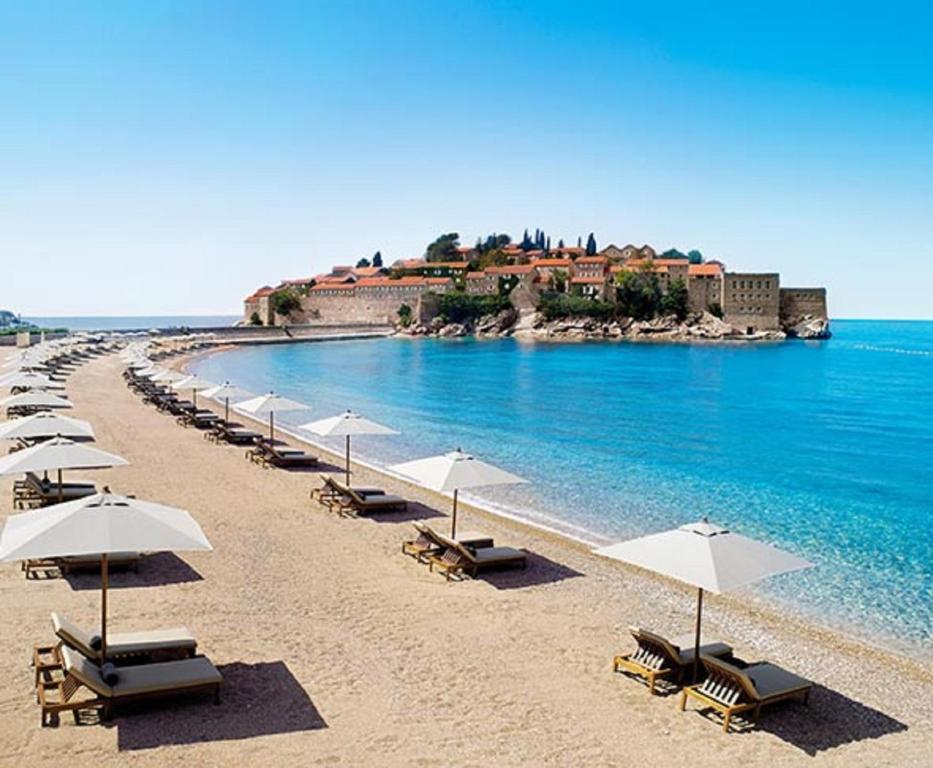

[115,661,327,750]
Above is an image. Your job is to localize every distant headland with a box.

[242,231,830,342]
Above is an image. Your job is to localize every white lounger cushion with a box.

[61,645,220,698]
[52,612,196,658]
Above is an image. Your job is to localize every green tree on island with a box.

[687,249,704,264]
[585,232,597,255]
[660,278,689,320]
[615,263,661,320]
[425,232,461,262]
[372,251,383,268]
[356,257,371,268]
[270,288,302,318]
[397,303,413,327]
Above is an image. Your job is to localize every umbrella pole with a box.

[451,488,459,539]
[101,553,109,663]
[58,468,63,503]
[693,587,704,683]
[270,412,275,444]
[193,388,197,408]
[224,397,229,426]
[345,436,351,486]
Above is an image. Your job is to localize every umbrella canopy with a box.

[0,391,73,410]
[0,412,95,441]
[594,519,814,679]
[235,392,309,441]
[0,436,127,503]
[170,375,215,408]
[0,493,211,661]
[0,371,65,390]
[171,375,215,391]
[0,436,127,476]
[149,369,186,383]
[390,449,527,537]
[201,382,253,424]
[299,410,398,485]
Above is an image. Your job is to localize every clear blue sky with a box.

[2,1,931,318]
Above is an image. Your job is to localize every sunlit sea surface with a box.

[191,320,933,658]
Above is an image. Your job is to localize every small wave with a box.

[851,344,933,357]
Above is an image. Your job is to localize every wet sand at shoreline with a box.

[0,351,930,766]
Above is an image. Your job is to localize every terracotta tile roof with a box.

[531,258,572,268]
[252,286,275,297]
[351,266,386,278]
[688,263,723,276]
[397,258,427,269]
[309,282,356,292]
[552,246,585,255]
[574,256,608,265]
[356,276,426,287]
[570,276,608,284]
[466,271,487,279]
[627,258,688,268]
[318,273,356,284]
[425,277,454,285]
[485,264,535,275]
[421,261,470,269]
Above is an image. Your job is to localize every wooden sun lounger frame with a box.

[428,537,527,581]
[679,655,812,732]
[612,627,733,695]
[401,522,494,563]
[36,661,221,727]
[246,439,318,469]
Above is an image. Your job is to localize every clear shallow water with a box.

[191,320,933,657]
[23,315,240,331]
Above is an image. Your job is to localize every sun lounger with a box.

[247,440,318,469]
[206,422,262,445]
[680,654,812,732]
[35,613,196,674]
[14,473,97,509]
[402,521,494,562]
[23,552,141,579]
[312,475,406,515]
[428,533,526,580]
[39,645,221,726]
[311,474,386,508]
[613,627,733,694]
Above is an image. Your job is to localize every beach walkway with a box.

[0,353,929,766]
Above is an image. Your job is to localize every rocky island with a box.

[243,230,830,343]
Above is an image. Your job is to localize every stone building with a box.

[687,263,724,314]
[779,288,828,324]
[721,272,781,333]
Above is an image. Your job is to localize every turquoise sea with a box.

[190,320,933,657]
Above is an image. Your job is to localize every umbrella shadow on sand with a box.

[685,683,908,754]
[114,660,327,750]
[64,552,203,590]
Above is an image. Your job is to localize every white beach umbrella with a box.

[0,371,65,390]
[0,391,74,411]
[0,412,95,442]
[390,449,527,537]
[0,437,128,503]
[170,375,215,408]
[200,382,252,425]
[299,410,398,485]
[594,519,814,680]
[149,369,186,383]
[0,493,211,661]
[234,392,310,442]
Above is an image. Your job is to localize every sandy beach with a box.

[1,350,930,767]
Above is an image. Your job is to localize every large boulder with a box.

[438,323,468,338]
[786,315,831,339]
